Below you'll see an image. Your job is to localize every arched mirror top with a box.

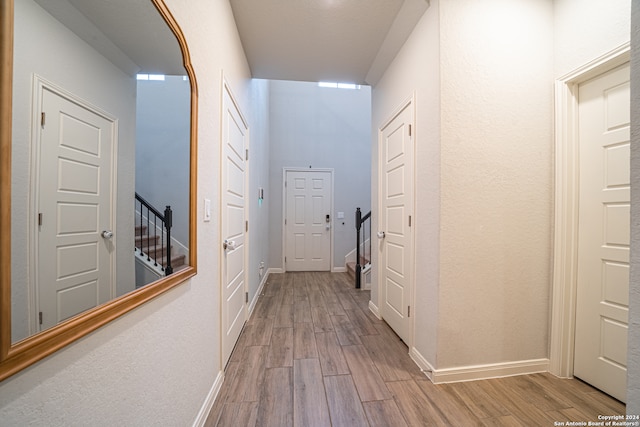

[0,0,197,381]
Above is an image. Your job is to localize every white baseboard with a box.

[409,347,435,381]
[408,347,549,384]
[368,300,381,320]
[432,358,550,384]
[332,266,347,273]
[192,370,224,427]
[248,270,271,316]
[267,267,283,274]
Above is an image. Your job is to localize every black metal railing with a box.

[355,207,371,289]
[135,192,173,275]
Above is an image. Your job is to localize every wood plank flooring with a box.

[205,272,625,427]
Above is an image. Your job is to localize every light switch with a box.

[337,212,344,219]
[204,198,211,222]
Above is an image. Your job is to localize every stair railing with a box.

[135,192,173,275]
[355,207,371,289]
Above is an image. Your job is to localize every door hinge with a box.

[409,215,412,227]
[285,257,287,263]
[284,218,287,225]
[41,112,46,127]
[408,306,411,317]
[39,311,43,325]
[409,124,412,137]
[245,149,249,161]
[245,292,249,303]
[38,213,42,226]
[246,220,249,232]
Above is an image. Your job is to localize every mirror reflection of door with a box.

[36,85,116,330]
[11,0,191,343]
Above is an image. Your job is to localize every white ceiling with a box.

[229,0,430,85]
[35,0,185,76]
[34,0,429,85]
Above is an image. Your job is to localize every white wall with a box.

[371,0,441,368]
[136,75,191,246]
[373,0,632,378]
[247,78,271,299]
[0,0,259,424]
[10,0,136,343]
[374,0,554,371]
[627,0,639,413]
[554,0,631,77]
[437,0,553,368]
[268,80,371,270]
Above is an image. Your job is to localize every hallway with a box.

[205,272,624,426]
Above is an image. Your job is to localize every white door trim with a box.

[550,43,630,378]
[29,75,118,335]
[376,93,416,348]
[282,167,334,272]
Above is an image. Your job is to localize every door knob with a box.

[223,239,236,250]
[102,230,113,239]
[377,231,385,239]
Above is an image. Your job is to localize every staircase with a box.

[347,255,369,280]
[352,207,371,289]
[135,225,187,274]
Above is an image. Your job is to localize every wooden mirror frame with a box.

[0,0,197,382]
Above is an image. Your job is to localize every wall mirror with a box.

[0,0,197,381]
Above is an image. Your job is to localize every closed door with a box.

[284,170,332,271]
[221,83,248,367]
[379,102,413,344]
[574,62,629,403]
[37,87,115,330]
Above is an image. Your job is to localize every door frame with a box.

[219,76,249,369]
[376,94,416,348]
[550,43,630,378]
[282,167,334,272]
[29,75,118,335]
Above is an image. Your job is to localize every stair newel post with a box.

[164,205,173,275]
[355,207,362,289]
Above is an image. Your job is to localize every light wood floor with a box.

[205,272,625,426]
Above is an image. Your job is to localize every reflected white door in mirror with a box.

[0,0,198,383]
[36,85,117,332]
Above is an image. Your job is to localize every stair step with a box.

[135,234,160,247]
[134,225,148,234]
[139,244,173,259]
[346,261,356,279]
[137,252,185,268]
[156,254,186,269]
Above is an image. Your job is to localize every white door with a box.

[378,102,413,344]
[37,87,115,330]
[284,170,332,271]
[574,62,629,403]
[221,82,248,367]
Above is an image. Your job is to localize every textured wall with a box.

[267,79,371,270]
[371,0,441,368]
[554,0,631,77]
[437,0,554,368]
[0,0,258,424]
[373,0,554,370]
